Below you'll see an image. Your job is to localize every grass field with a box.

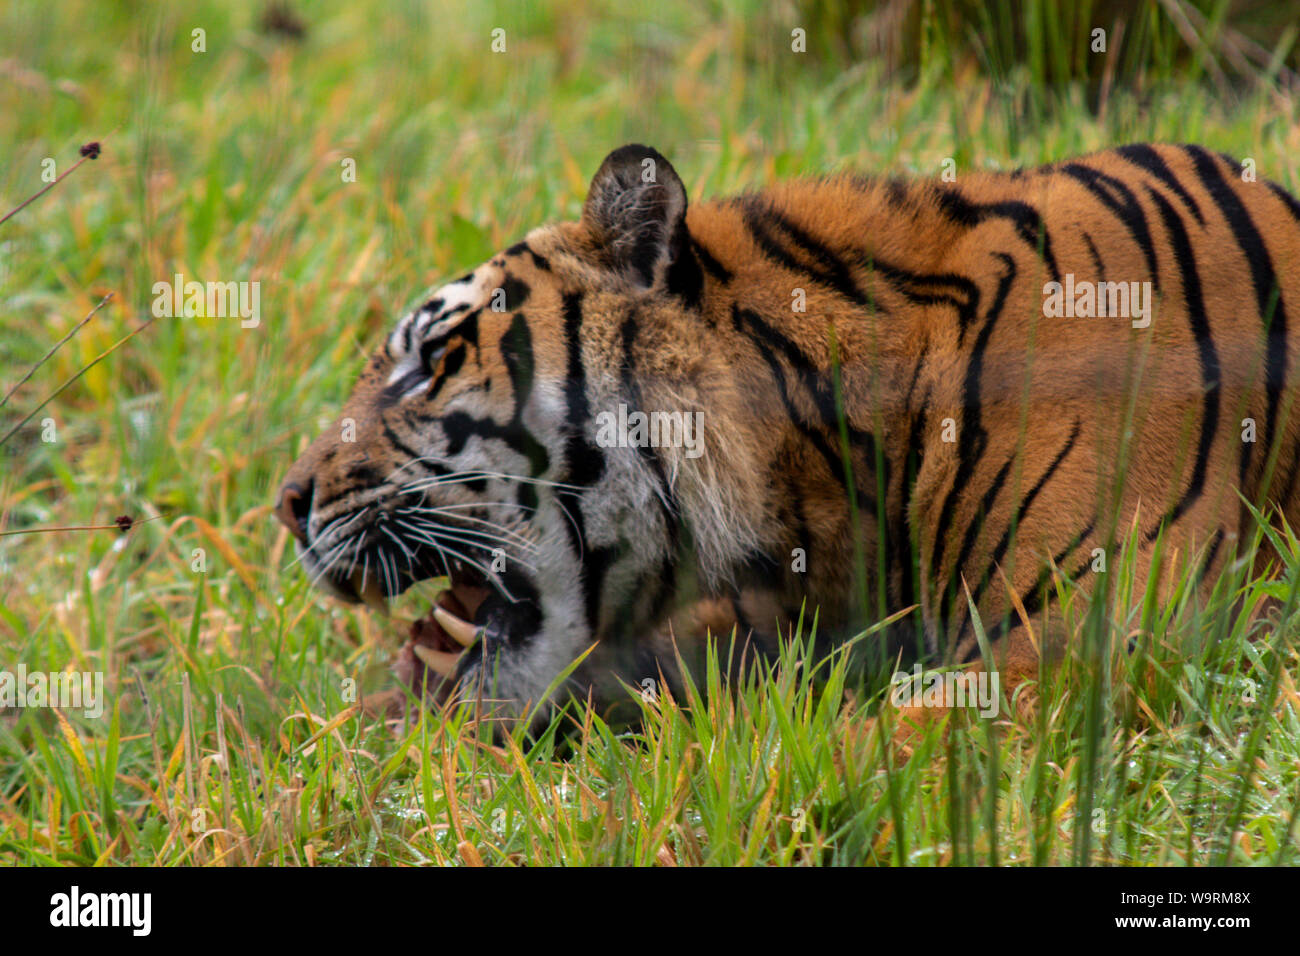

[2,0,1299,866]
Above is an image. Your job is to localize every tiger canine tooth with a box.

[413,644,461,678]
[432,604,480,647]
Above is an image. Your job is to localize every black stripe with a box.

[560,294,602,486]
[732,304,880,514]
[933,187,1061,281]
[933,187,982,227]
[948,457,1013,623]
[500,313,534,404]
[691,238,732,282]
[499,275,531,311]
[1182,144,1288,495]
[428,344,466,401]
[616,318,682,632]
[1144,186,1221,538]
[619,309,682,554]
[1082,232,1105,279]
[556,292,611,632]
[439,410,533,461]
[740,200,874,307]
[884,178,911,208]
[380,367,426,406]
[505,241,551,272]
[893,350,930,629]
[380,417,425,467]
[930,253,1017,588]
[1115,144,1205,225]
[419,335,447,372]
[969,418,1082,614]
[958,518,1095,662]
[1267,181,1300,224]
[893,439,922,636]
[874,259,980,342]
[788,488,814,579]
[1195,528,1226,587]
[431,315,550,473]
[665,220,705,309]
[736,316,877,517]
[1060,162,1161,290]
[459,308,481,349]
[414,306,475,375]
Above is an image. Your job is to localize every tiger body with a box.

[276,143,1300,723]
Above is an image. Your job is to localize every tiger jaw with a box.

[282,462,555,708]
[398,571,550,706]
[344,554,492,620]
[346,555,496,657]
[296,523,523,686]
[343,550,542,691]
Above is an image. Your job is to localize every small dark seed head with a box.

[114,514,133,532]
[259,2,307,40]
[80,142,101,159]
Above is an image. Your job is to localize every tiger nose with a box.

[275,479,314,543]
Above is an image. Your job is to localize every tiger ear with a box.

[582,144,688,288]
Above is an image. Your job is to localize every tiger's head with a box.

[275,144,766,716]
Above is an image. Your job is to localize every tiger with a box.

[275,142,1300,729]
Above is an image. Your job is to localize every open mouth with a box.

[349,558,491,684]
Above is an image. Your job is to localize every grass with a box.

[1,0,1299,866]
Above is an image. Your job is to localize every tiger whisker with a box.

[396,514,541,570]
[306,537,353,590]
[400,470,583,493]
[411,500,539,514]
[415,530,539,575]
[384,455,476,482]
[344,531,365,581]
[379,546,398,598]
[384,516,521,598]
[394,507,539,552]
[418,535,516,601]
[284,508,367,570]
[402,498,540,547]
[379,523,417,566]
[394,516,535,571]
